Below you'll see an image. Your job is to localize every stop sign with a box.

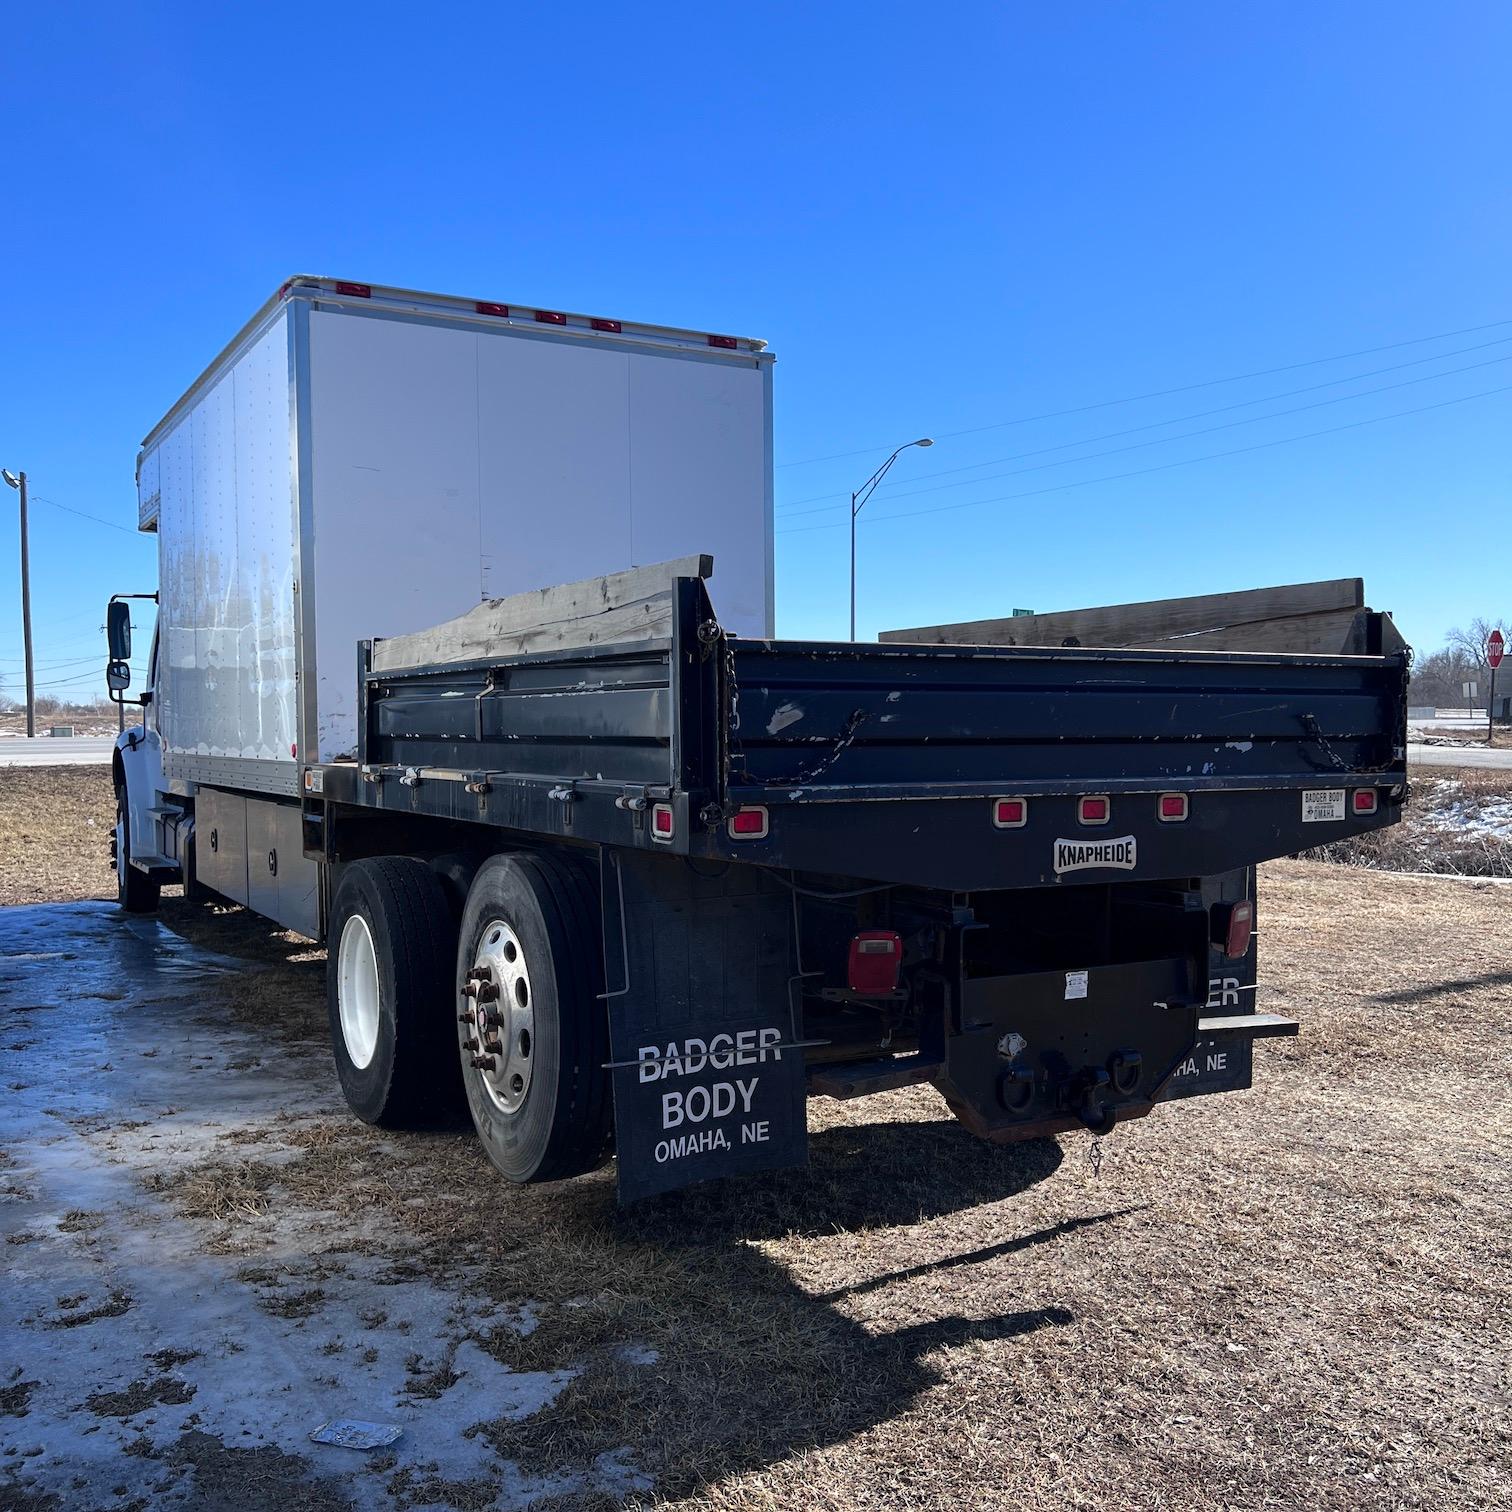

[1489,629,1505,670]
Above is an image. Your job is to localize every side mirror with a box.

[107,600,132,661]
[106,660,132,694]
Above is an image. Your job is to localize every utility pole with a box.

[2,469,35,737]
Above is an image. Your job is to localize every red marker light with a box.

[728,806,769,840]
[1079,796,1110,825]
[650,803,674,841]
[1352,788,1378,816]
[992,797,1027,829]
[591,318,622,333]
[334,281,371,298]
[475,301,509,317]
[534,309,568,325]
[1158,793,1188,822]
[708,335,738,349]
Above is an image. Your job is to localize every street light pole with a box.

[848,438,933,641]
[2,469,35,738]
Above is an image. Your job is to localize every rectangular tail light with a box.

[1215,900,1254,960]
[1352,788,1378,816]
[992,797,1028,829]
[1158,793,1188,822]
[650,803,674,842]
[1079,796,1110,826]
[728,806,769,840]
[847,931,902,995]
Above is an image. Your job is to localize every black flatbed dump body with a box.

[310,572,1409,889]
[298,563,1408,1201]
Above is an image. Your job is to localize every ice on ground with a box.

[0,902,654,1510]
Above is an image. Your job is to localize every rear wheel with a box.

[326,857,465,1128]
[114,787,160,915]
[456,852,610,1183]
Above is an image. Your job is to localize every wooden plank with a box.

[880,578,1364,651]
[371,554,711,672]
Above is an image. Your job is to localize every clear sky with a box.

[1,2,1508,702]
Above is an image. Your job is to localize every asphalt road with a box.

[0,735,117,767]
[1407,742,1512,770]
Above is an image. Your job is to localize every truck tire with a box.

[114,786,160,915]
[456,852,610,1184]
[326,857,465,1128]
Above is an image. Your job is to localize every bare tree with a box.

[1443,616,1512,711]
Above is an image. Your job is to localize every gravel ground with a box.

[1,774,1508,1510]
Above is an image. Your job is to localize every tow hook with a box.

[998,1066,1037,1113]
[1072,1067,1119,1136]
[1108,1049,1142,1096]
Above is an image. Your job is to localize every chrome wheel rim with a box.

[465,919,535,1115]
[337,913,381,1070]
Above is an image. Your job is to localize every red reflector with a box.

[992,797,1027,829]
[1079,796,1110,825]
[591,318,622,333]
[728,806,769,839]
[1352,788,1378,815]
[334,281,371,298]
[1224,900,1254,959]
[708,334,738,349]
[535,310,568,325]
[651,803,674,841]
[1159,793,1188,821]
[847,931,902,995]
[475,301,509,317]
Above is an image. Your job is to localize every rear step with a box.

[1197,1013,1299,1038]
[809,1053,941,1099]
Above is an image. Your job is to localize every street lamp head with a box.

[1,470,18,489]
[914,438,934,448]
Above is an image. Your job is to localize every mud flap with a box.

[1161,867,1257,1102]
[602,850,808,1202]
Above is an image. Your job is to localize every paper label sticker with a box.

[1065,970,1089,1001]
[1302,788,1346,823]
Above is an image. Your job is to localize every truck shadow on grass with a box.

[448,1125,1120,1508]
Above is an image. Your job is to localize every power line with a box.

[29,495,138,535]
[777,351,1512,522]
[776,334,1512,511]
[777,382,1512,536]
[775,315,1512,469]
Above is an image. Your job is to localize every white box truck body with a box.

[135,277,774,789]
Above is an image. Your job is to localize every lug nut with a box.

[471,1055,496,1071]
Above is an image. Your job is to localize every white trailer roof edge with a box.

[137,275,772,465]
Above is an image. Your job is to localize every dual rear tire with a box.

[325,852,610,1183]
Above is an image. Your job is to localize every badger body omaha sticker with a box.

[1053,835,1137,873]
[1301,788,1346,823]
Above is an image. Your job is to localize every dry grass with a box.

[126,859,1511,1512]
[8,769,1510,1508]
[1304,766,1512,876]
[0,765,116,904]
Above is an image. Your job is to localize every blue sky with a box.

[1,2,1508,701]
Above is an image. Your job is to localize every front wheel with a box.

[114,787,159,915]
[456,853,610,1184]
